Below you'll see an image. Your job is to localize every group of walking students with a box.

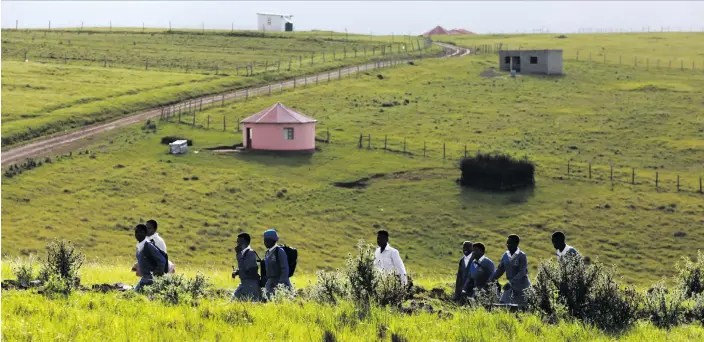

[131,220,579,304]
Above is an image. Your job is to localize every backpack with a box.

[246,250,267,288]
[277,245,298,277]
[149,240,169,275]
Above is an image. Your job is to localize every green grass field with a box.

[437,32,704,62]
[5,289,703,341]
[3,42,703,286]
[1,29,437,147]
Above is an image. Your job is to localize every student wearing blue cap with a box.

[263,229,292,299]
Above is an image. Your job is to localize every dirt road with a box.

[1,43,468,166]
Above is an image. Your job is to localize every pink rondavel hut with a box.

[240,102,317,152]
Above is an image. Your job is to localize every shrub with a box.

[160,136,193,146]
[526,254,641,331]
[145,273,213,306]
[344,241,378,305]
[644,282,687,329]
[458,153,535,191]
[472,282,500,310]
[40,274,73,298]
[142,120,157,131]
[269,283,297,304]
[12,256,36,287]
[38,239,84,288]
[676,250,704,298]
[307,270,347,304]
[693,293,704,325]
[584,267,642,332]
[376,271,410,307]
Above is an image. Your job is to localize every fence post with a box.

[223,115,226,131]
[464,144,467,158]
[677,175,680,191]
[656,172,659,189]
[403,138,406,153]
[269,84,272,95]
[610,165,614,185]
[589,162,592,179]
[700,176,703,193]
[567,160,571,177]
[316,74,319,84]
[384,135,387,150]
[327,128,330,143]
[237,118,241,132]
[207,115,210,129]
[222,94,226,106]
[294,78,296,89]
[246,89,249,101]
[199,98,203,111]
[443,143,446,159]
[358,134,363,149]
[368,134,371,149]
[632,168,635,185]
[192,111,196,126]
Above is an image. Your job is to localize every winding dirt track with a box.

[1,42,468,166]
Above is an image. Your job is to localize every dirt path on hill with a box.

[1,43,469,166]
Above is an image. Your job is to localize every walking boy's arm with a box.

[491,257,506,282]
[277,248,290,282]
[392,249,407,283]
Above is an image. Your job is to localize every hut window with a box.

[530,56,538,64]
[504,56,510,64]
[283,127,294,140]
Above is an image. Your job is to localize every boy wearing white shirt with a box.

[552,231,579,262]
[374,230,408,285]
[132,219,175,276]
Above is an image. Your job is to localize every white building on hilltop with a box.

[257,13,294,32]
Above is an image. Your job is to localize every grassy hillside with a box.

[1,29,437,147]
[437,32,704,62]
[3,49,702,286]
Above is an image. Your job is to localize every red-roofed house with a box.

[423,26,449,36]
[240,102,317,151]
[449,28,474,35]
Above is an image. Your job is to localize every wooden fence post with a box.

[464,145,467,158]
[677,175,680,191]
[656,172,659,189]
[384,135,387,150]
[199,98,203,111]
[567,160,571,177]
[246,89,249,101]
[610,165,614,185]
[222,94,225,106]
[443,143,446,159]
[294,78,296,89]
[589,162,592,179]
[403,138,406,153]
[192,111,196,126]
[207,115,210,129]
[223,115,226,131]
[632,168,635,185]
[700,176,703,193]
[327,128,330,143]
[358,134,363,149]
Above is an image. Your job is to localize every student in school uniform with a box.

[552,231,579,262]
[231,232,263,301]
[490,234,531,305]
[263,229,292,299]
[133,224,166,292]
[132,219,175,276]
[469,242,495,295]
[454,241,474,302]
[374,230,408,285]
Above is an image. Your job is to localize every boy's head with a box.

[237,232,251,249]
[146,220,158,236]
[135,224,149,242]
[472,242,485,259]
[462,241,473,256]
[263,229,279,249]
[551,231,566,250]
[507,234,520,253]
[377,230,389,249]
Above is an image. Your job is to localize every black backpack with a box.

[246,250,267,288]
[277,245,298,277]
[149,240,169,275]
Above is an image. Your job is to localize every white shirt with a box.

[136,239,147,252]
[463,253,473,268]
[507,248,521,261]
[147,233,167,253]
[556,245,574,260]
[241,246,252,257]
[374,244,407,284]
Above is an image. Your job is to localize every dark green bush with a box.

[676,251,704,298]
[644,282,687,329]
[38,239,84,289]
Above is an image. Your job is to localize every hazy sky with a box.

[2,1,703,35]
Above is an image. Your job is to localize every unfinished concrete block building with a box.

[498,49,563,75]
